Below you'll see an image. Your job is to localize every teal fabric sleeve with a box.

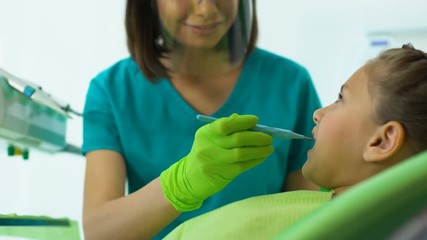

[83,77,122,154]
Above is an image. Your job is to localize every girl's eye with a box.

[335,93,343,103]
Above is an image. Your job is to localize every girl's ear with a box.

[363,121,405,162]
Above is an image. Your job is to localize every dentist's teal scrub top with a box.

[82,48,321,239]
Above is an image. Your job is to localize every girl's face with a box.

[302,65,380,191]
[156,0,239,49]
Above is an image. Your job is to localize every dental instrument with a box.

[0,68,82,155]
[0,68,81,118]
[196,114,314,140]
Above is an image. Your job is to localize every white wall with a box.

[257,0,427,105]
[0,0,128,238]
[1,0,427,238]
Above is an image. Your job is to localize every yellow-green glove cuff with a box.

[160,158,203,212]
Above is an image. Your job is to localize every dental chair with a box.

[164,150,427,240]
[276,149,427,240]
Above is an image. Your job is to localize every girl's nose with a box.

[313,108,323,124]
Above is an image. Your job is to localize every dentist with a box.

[82,0,320,239]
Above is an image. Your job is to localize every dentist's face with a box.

[156,0,239,49]
[302,66,379,190]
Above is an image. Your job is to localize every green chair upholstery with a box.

[164,190,333,240]
[276,150,427,240]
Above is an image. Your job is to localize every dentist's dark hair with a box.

[366,43,427,153]
[125,0,259,82]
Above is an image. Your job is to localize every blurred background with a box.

[1,0,426,237]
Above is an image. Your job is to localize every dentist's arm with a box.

[83,150,180,240]
[83,114,274,240]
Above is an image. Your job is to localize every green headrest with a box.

[276,150,427,240]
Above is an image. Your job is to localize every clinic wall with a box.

[1,0,427,237]
[257,0,427,106]
[0,0,128,237]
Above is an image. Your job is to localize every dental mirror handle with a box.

[196,114,313,140]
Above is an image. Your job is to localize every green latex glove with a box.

[160,113,274,212]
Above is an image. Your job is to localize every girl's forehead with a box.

[346,66,367,87]
[342,65,374,102]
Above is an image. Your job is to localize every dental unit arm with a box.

[0,68,81,155]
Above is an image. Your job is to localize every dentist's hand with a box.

[160,113,274,212]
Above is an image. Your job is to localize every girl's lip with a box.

[311,129,317,140]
